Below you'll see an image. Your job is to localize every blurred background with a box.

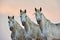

[0,0,60,40]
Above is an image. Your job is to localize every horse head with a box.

[20,9,27,26]
[35,7,42,24]
[8,16,14,31]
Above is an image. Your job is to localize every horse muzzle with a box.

[37,20,41,24]
[22,22,26,26]
[10,27,13,31]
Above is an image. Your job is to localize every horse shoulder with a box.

[16,21,25,34]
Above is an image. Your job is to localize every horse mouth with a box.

[10,27,13,31]
[37,20,41,24]
[22,22,26,26]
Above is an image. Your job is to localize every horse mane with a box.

[40,13,52,28]
[14,20,20,27]
[41,13,59,27]
[13,20,24,32]
[26,16,39,26]
[24,16,39,33]
[41,13,51,23]
[26,17,32,25]
[42,14,60,25]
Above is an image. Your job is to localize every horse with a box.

[20,9,42,40]
[8,16,26,40]
[34,7,60,40]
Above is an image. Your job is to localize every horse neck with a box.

[27,17,37,25]
[41,14,47,28]
[13,20,20,32]
[24,17,32,32]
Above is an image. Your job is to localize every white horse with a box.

[20,9,42,40]
[35,7,60,40]
[8,16,26,40]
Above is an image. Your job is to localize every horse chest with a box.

[25,27,32,37]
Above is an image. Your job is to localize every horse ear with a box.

[24,9,26,13]
[35,8,37,12]
[12,16,14,19]
[8,16,10,19]
[40,7,42,11]
[20,9,22,13]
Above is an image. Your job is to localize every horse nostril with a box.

[22,22,25,26]
[10,27,13,31]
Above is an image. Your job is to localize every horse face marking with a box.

[35,7,42,24]
[8,16,14,31]
[20,9,27,26]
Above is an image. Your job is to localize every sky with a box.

[0,0,60,40]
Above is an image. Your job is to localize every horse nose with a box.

[10,27,13,31]
[37,20,41,24]
[22,22,26,26]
